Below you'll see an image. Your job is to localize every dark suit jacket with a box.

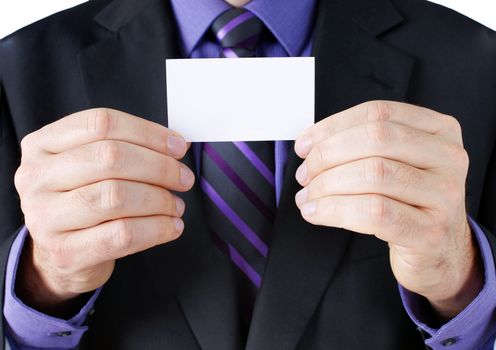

[1,0,495,348]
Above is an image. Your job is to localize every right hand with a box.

[14,108,194,313]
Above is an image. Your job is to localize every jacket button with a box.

[441,337,458,346]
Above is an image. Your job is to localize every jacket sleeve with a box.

[480,137,496,240]
[0,64,99,350]
[0,72,23,243]
[0,62,23,350]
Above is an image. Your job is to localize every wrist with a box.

[15,236,83,318]
[426,222,484,320]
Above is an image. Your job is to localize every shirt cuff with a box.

[3,227,101,349]
[399,217,496,350]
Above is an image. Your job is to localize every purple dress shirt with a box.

[4,0,496,349]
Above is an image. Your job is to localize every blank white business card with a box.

[166,57,315,142]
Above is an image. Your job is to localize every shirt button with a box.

[55,331,72,337]
[441,337,458,346]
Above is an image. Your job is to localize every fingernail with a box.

[180,167,195,187]
[302,201,317,216]
[168,135,187,157]
[295,163,308,184]
[295,188,308,206]
[174,218,184,232]
[296,136,312,157]
[175,197,185,216]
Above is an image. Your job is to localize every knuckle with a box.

[367,195,389,224]
[158,156,172,177]
[14,168,23,192]
[456,148,470,170]
[312,143,328,171]
[365,100,392,123]
[442,114,462,134]
[87,108,112,140]
[76,180,127,213]
[140,188,154,210]
[20,133,35,153]
[364,157,388,185]
[112,219,134,254]
[14,166,28,193]
[444,143,469,170]
[168,193,181,216]
[155,156,166,177]
[139,124,158,152]
[96,141,123,172]
[100,180,127,211]
[14,165,43,194]
[365,121,390,146]
[159,157,186,189]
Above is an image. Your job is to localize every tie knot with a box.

[211,8,264,57]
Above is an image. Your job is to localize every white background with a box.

[0,0,495,39]
[0,0,88,39]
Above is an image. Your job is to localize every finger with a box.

[296,157,444,209]
[299,194,430,248]
[296,121,465,186]
[295,101,462,157]
[24,108,188,159]
[40,140,195,192]
[48,180,185,231]
[56,215,183,269]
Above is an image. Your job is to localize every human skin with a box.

[15,100,483,323]
[225,0,251,6]
[294,100,483,320]
[14,109,194,316]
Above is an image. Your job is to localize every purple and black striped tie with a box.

[201,8,275,313]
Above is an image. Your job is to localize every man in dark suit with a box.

[0,0,495,348]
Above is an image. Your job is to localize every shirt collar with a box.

[169,0,316,57]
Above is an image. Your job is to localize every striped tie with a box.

[201,8,275,314]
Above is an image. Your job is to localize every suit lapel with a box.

[246,1,415,349]
[313,0,415,118]
[78,0,180,126]
[79,1,244,349]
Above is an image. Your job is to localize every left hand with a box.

[294,101,483,319]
